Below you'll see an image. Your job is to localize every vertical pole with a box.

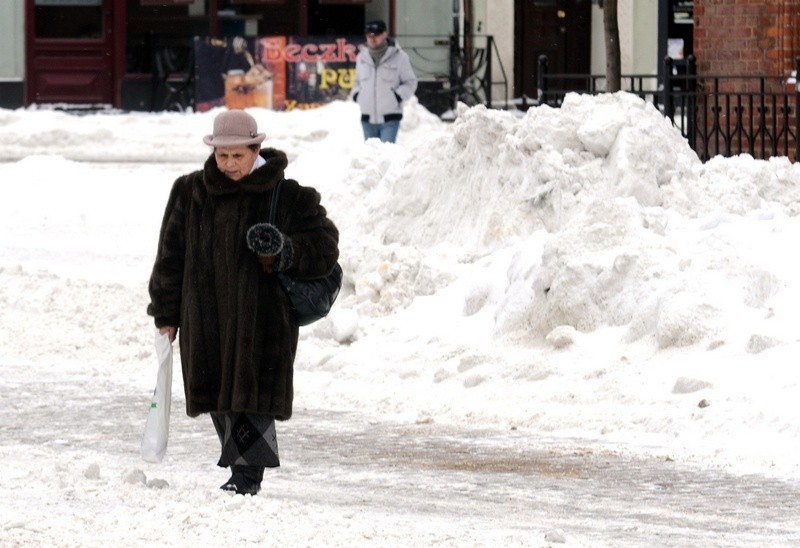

[298,0,308,36]
[687,55,697,153]
[759,76,766,159]
[208,0,218,37]
[450,35,459,109]
[663,56,673,124]
[113,0,127,109]
[795,57,800,162]
[486,35,493,108]
[24,0,34,105]
[450,0,461,110]
[537,54,548,105]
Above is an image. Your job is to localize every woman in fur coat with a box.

[147,109,339,495]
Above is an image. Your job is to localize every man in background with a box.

[350,20,418,143]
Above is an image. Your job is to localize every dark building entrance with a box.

[24,0,118,105]
[657,0,694,83]
[514,0,591,102]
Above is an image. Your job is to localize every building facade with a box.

[0,0,708,110]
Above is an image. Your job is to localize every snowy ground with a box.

[1,94,800,546]
[2,370,799,546]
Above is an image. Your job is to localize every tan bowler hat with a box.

[203,110,266,147]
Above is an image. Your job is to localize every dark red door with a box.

[514,0,591,102]
[25,0,115,105]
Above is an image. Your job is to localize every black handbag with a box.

[269,179,342,326]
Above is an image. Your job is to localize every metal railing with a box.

[401,34,508,116]
[537,55,800,162]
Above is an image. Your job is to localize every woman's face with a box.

[214,146,259,181]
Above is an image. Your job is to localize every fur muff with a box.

[246,223,294,272]
[147,148,339,421]
[247,223,283,255]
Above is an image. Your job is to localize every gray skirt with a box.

[210,412,280,468]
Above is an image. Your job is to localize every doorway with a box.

[25,0,116,106]
[514,0,591,102]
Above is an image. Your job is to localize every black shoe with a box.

[219,473,243,493]
[220,466,263,496]
[220,473,261,495]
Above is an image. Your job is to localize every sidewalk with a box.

[1,367,799,546]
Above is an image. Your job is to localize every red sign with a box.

[194,35,360,112]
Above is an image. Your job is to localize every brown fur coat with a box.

[147,148,339,420]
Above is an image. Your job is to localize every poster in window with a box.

[194,36,273,112]
[668,38,684,60]
[277,36,358,110]
[194,34,359,112]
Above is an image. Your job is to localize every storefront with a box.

[23,0,388,110]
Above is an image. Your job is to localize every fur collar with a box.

[202,147,288,195]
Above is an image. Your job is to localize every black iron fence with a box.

[537,55,800,162]
[402,34,507,116]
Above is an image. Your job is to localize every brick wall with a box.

[694,0,800,81]
[692,0,800,160]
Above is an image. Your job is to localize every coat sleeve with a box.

[349,64,362,101]
[278,180,339,280]
[394,51,418,101]
[146,176,189,327]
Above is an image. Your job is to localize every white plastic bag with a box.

[141,330,173,463]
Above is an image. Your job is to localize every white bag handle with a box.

[140,330,173,463]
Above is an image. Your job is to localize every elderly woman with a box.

[147,109,339,495]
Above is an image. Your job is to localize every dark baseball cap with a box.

[365,20,387,34]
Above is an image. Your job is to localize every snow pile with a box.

[0,92,799,481]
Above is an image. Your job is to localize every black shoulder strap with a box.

[269,178,284,225]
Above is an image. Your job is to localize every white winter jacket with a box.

[350,39,418,124]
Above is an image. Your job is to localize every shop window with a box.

[34,0,103,40]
